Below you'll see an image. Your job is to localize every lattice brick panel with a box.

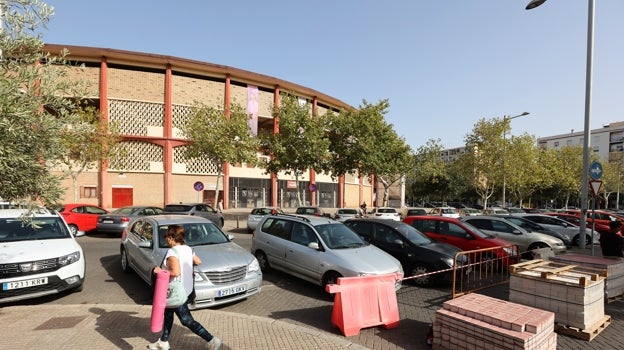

[173,146,218,175]
[109,141,163,172]
[172,104,192,131]
[109,99,164,136]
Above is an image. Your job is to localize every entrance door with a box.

[112,187,133,208]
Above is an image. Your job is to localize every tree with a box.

[463,117,507,209]
[548,146,584,208]
[54,103,121,202]
[182,102,260,206]
[505,134,552,207]
[261,93,330,207]
[350,100,413,207]
[411,138,448,200]
[0,0,90,205]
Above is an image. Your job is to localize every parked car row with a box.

[54,202,224,237]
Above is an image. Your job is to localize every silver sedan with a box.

[120,215,262,309]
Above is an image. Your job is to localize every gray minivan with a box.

[251,214,403,290]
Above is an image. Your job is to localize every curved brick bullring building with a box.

[44,44,374,210]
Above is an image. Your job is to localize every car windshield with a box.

[338,209,358,215]
[251,208,277,215]
[441,208,456,214]
[158,222,228,248]
[506,217,541,231]
[0,217,71,242]
[394,223,433,245]
[378,208,396,214]
[461,221,492,239]
[315,223,367,249]
[112,207,136,215]
[163,205,192,212]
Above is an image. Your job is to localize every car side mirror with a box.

[308,242,320,250]
[138,240,152,249]
[393,239,404,248]
[512,230,522,235]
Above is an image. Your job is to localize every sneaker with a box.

[207,337,222,350]
[147,339,170,350]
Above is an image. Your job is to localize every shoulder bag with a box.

[165,248,187,308]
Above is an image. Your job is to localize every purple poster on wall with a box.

[247,85,259,135]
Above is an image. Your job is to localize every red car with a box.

[58,203,108,235]
[403,215,519,268]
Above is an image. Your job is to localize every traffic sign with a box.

[589,180,602,197]
[590,161,603,180]
[193,181,204,192]
[308,183,317,192]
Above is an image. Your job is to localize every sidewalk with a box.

[3,303,369,350]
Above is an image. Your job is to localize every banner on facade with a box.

[247,85,259,135]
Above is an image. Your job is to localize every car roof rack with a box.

[271,212,311,223]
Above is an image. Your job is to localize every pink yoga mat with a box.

[151,270,170,333]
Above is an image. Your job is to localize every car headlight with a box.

[502,246,517,255]
[442,257,454,267]
[58,251,81,266]
[248,258,260,273]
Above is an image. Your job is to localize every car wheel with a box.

[68,224,78,236]
[219,218,224,228]
[120,247,131,273]
[322,271,342,288]
[247,228,254,234]
[410,263,435,287]
[255,251,270,272]
[572,234,591,247]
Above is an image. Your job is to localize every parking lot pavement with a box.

[5,209,624,349]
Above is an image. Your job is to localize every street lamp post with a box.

[502,112,530,208]
[526,0,595,250]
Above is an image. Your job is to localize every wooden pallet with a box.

[509,259,606,286]
[554,315,611,341]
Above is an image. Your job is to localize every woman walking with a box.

[149,225,221,350]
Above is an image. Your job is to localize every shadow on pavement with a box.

[100,254,153,305]
[90,306,151,350]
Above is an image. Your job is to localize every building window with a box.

[566,139,573,146]
[81,186,97,198]
[554,141,559,147]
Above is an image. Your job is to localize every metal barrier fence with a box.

[451,245,520,298]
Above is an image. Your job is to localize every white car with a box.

[333,208,360,222]
[0,209,86,304]
[430,207,460,219]
[369,207,401,221]
[247,207,283,234]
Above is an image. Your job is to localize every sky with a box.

[42,0,624,150]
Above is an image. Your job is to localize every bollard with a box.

[236,215,239,229]
[326,273,400,336]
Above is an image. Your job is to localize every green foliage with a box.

[261,93,330,178]
[182,102,260,204]
[183,103,260,168]
[0,1,91,205]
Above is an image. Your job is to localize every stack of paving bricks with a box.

[550,253,624,301]
[508,259,610,340]
[432,293,557,350]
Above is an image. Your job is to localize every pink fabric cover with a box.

[150,270,170,333]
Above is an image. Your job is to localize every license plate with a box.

[3,277,48,290]
[102,220,113,224]
[217,285,245,297]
